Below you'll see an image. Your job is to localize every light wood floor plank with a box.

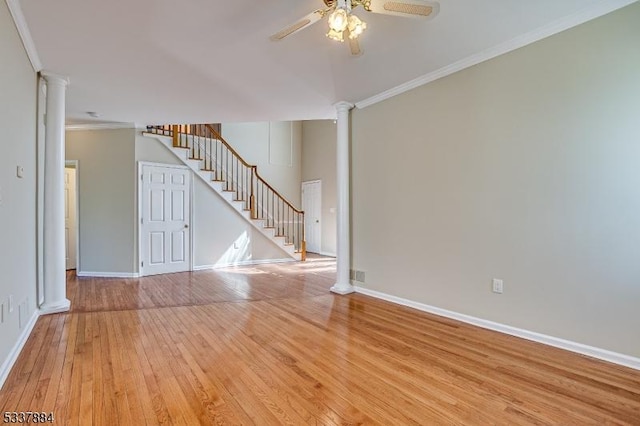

[1,256,639,425]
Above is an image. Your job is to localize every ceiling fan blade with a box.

[365,0,439,19]
[270,9,326,41]
[348,35,363,57]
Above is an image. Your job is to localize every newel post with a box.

[250,166,256,219]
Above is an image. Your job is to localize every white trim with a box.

[193,258,295,270]
[65,123,136,131]
[319,251,336,257]
[355,0,639,109]
[189,171,195,273]
[36,77,46,307]
[0,310,39,389]
[354,286,640,371]
[5,0,42,71]
[76,271,140,278]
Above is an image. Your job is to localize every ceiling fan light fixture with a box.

[326,28,345,42]
[347,14,367,39]
[327,7,349,32]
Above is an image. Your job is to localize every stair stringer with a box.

[144,133,301,261]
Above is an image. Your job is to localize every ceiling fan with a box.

[270,0,440,56]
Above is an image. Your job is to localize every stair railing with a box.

[146,124,306,260]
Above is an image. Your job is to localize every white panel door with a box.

[302,180,322,254]
[141,164,191,276]
[64,167,77,270]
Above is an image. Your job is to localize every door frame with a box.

[65,160,80,272]
[137,161,194,277]
[302,179,322,254]
[37,78,47,306]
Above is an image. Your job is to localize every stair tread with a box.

[161,133,303,261]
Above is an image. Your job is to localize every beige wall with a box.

[0,0,38,373]
[66,129,137,274]
[135,134,291,268]
[352,3,640,358]
[221,122,302,206]
[302,120,337,256]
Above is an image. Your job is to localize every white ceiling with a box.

[17,0,631,125]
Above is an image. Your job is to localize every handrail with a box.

[202,124,303,214]
[202,124,253,168]
[146,123,306,260]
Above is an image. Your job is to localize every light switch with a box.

[17,165,24,178]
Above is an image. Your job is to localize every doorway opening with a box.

[65,161,79,271]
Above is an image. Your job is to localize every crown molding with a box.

[65,122,136,131]
[356,0,639,110]
[5,0,42,72]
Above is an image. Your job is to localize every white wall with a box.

[66,129,137,274]
[0,0,38,377]
[135,134,290,269]
[352,3,640,358]
[221,122,302,206]
[302,120,337,256]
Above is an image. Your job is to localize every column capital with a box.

[41,71,70,86]
[333,101,354,112]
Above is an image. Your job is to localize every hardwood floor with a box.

[1,257,639,425]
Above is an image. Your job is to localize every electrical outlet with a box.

[492,279,504,294]
[355,270,366,283]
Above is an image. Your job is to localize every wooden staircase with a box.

[143,124,306,261]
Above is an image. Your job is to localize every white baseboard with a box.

[354,286,640,371]
[76,271,140,278]
[193,258,295,270]
[319,251,336,258]
[0,310,40,390]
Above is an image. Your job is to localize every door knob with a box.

[315,220,319,223]
[184,224,189,228]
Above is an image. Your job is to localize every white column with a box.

[40,72,71,315]
[330,101,355,295]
